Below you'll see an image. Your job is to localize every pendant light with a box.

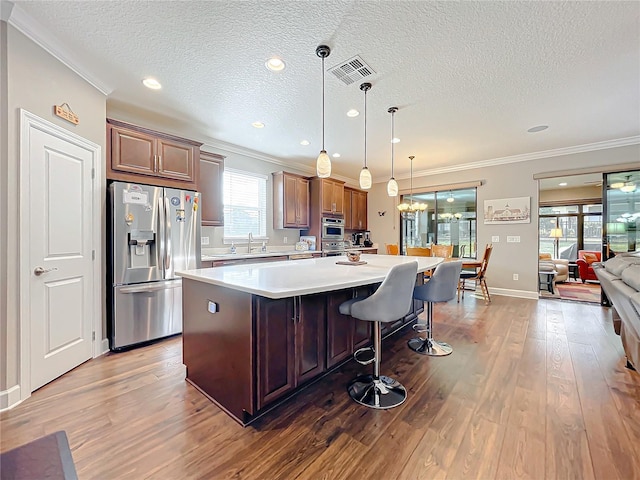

[359,82,372,189]
[447,190,455,203]
[387,107,399,196]
[397,156,427,215]
[316,45,331,178]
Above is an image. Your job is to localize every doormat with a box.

[0,430,78,479]
[556,282,601,303]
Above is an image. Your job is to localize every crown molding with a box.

[374,135,640,183]
[6,2,113,95]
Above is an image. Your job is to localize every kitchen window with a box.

[223,168,267,240]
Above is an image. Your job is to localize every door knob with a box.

[34,266,57,276]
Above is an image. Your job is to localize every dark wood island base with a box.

[182,275,424,426]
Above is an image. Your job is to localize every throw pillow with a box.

[582,253,598,264]
[621,265,640,291]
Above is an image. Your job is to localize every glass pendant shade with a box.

[359,167,372,189]
[387,178,398,196]
[620,182,636,193]
[316,150,331,178]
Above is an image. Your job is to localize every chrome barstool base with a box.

[408,337,453,356]
[347,374,407,409]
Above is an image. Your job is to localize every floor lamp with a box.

[550,228,563,258]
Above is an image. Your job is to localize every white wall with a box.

[367,144,640,297]
[1,23,106,400]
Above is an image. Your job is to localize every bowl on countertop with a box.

[346,251,362,262]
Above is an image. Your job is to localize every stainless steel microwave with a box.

[321,217,345,240]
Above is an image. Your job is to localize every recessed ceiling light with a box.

[265,57,285,71]
[391,137,400,143]
[252,122,265,128]
[142,78,162,90]
[300,140,310,146]
[559,182,568,186]
[346,109,359,117]
[527,125,548,133]
[332,153,341,158]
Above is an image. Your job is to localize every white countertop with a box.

[179,254,442,299]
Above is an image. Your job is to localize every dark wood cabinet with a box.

[273,172,309,229]
[199,151,225,226]
[344,187,368,231]
[326,287,372,368]
[295,294,326,383]
[107,119,201,189]
[256,296,296,410]
[256,293,326,409]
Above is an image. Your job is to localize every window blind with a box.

[223,168,267,239]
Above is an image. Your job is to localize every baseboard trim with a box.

[100,338,110,355]
[0,384,24,412]
[490,287,540,300]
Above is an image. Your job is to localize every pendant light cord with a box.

[321,55,325,151]
[364,88,367,168]
[391,110,395,177]
[410,156,413,205]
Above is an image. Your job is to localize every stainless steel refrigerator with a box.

[108,181,201,350]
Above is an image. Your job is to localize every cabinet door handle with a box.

[157,155,162,169]
[153,154,158,171]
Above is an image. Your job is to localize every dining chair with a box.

[431,244,454,258]
[385,244,399,255]
[406,246,431,257]
[458,243,493,304]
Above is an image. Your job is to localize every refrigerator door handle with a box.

[158,194,166,277]
[165,196,172,271]
[119,282,181,294]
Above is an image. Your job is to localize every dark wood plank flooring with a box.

[2,295,639,479]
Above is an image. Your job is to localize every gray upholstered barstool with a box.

[409,261,462,356]
[339,261,419,409]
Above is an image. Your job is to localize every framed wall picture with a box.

[484,197,531,224]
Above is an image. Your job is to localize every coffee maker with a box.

[352,232,364,246]
[363,231,373,247]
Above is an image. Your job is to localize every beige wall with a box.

[1,23,106,397]
[368,144,640,296]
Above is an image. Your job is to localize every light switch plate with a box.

[492,235,500,242]
[201,236,210,245]
[507,236,520,243]
[207,301,218,314]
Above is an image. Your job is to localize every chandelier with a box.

[397,155,428,216]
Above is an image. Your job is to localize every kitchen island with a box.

[177,254,442,425]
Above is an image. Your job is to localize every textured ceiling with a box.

[7,1,640,181]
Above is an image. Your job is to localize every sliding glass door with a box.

[604,170,639,258]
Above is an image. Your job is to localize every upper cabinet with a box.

[344,187,368,231]
[273,172,309,229]
[107,119,201,189]
[315,178,344,215]
[199,151,225,226]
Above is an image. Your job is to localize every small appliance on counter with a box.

[352,232,364,246]
[363,231,373,247]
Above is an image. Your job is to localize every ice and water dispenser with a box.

[128,229,156,269]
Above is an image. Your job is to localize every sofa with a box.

[594,253,640,370]
[576,250,601,283]
[539,253,569,283]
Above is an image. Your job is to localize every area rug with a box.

[556,282,601,303]
[0,431,78,479]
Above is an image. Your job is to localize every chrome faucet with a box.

[248,232,253,253]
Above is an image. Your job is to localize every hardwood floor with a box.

[2,294,639,479]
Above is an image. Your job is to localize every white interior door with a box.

[27,124,94,391]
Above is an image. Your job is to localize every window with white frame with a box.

[223,168,268,240]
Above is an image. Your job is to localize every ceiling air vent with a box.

[328,55,375,86]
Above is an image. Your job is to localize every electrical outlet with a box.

[283,236,288,244]
[513,273,519,281]
[507,236,520,243]
[201,236,209,245]
[492,235,500,242]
